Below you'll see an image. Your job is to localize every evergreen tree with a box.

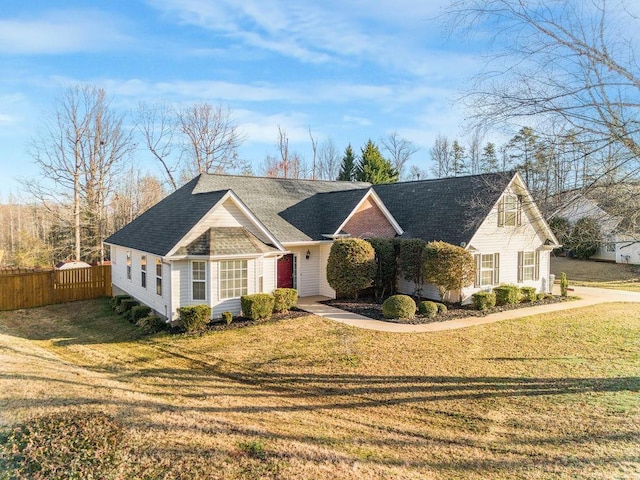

[480,142,499,172]
[337,144,356,181]
[451,140,467,176]
[355,139,399,184]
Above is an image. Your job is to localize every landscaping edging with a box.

[322,295,575,325]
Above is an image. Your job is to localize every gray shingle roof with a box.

[175,227,280,256]
[105,171,516,256]
[104,176,228,256]
[373,171,515,246]
[193,174,371,242]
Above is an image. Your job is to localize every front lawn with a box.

[0,298,638,479]
[551,256,640,291]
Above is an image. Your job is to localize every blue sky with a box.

[0,0,487,198]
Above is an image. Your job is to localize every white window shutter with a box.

[517,251,523,283]
[494,253,500,285]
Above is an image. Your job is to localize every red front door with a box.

[277,254,294,288]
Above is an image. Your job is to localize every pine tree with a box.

[451,140,467,176]
[355,140,399,184]
[480,142,499,172]
[337,144,356,181]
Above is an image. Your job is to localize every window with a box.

[192,261,206,301]
[126,251,132,280]
[156,258,163,296]
[498,194,522,227]
[475,253,499,287]
[219,260,247,299]
[518,251,540,282]
[141,255,147,288]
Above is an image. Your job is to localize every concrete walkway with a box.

[297,285,640,333]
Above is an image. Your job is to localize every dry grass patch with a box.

[0,299,638,479]
[551,256,640,291]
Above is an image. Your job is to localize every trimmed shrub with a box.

[418,300,438,318]
[560,272,569,297]
[398,238,427,296]
[435,303,448,314]
[423,241,476,301]
[136,315,166,334]
[494,284,520,306]
[241,294,275,321]
[177,304,211,332]
[382,295,416,320]
[273,288,298,313]
[222,311,233,325]
[117,299,139,315]
[111,294,131,309]
[327,238,376,299]
[536,293,546,301]
[128,305,152,323]
[520,286,537,302]
[367,237,398,298]
[472,291,496,311]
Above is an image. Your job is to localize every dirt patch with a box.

[323,295,572,324]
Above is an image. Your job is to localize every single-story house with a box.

[550,191,640,264]
[104,171,559,320]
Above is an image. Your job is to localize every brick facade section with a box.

[342,198,397,238]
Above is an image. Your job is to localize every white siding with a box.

[461,188,551,301]
[397,277,442,301]
[110,245,171,319]
[616,237,640,264]
[285,245,322,297]
[318,244,336,298]
[178,197,270,248]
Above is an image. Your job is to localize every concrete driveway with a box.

[297,285,640,333]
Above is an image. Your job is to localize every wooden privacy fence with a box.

[0,265,112,310]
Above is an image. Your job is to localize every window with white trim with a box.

[474,253,500,287]
[141,255,147,288]
[498,194,522,227]
[518,251,540,282]
[192,261,206,301]
[126,251,132,280]
[156,258,163,296]
[219,260,247,299]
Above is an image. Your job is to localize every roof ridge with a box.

[200,172,370,186]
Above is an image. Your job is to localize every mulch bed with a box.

[173,309,309,335]
[322,295,574,325]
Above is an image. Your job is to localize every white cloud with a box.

[0,10,130,55]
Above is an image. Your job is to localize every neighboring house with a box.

[105,171,559,320]
[550,193,640,264]
[55,261,92,270]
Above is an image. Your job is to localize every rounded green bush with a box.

[435,303,447,314]
[382,295,416,320]
[418,300,438,318]
[472,291,496,311]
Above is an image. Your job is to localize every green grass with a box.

[0,298,638,479]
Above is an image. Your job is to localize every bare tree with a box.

[317,137,341,180]
[111,167,165,231]
[381,132,418,179]
[429,134,452,178]
[263,125,306,179]
[309,126,318,180]
[136,102,179,190]
[24,85,133,263]
[447,0,640,181]
[178,103,244,179]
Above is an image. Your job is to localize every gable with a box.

[167,194,283,257]
[374,171,515,245]
[341,196,397,238]
[469,173,558,250]
[104,177,227,256]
